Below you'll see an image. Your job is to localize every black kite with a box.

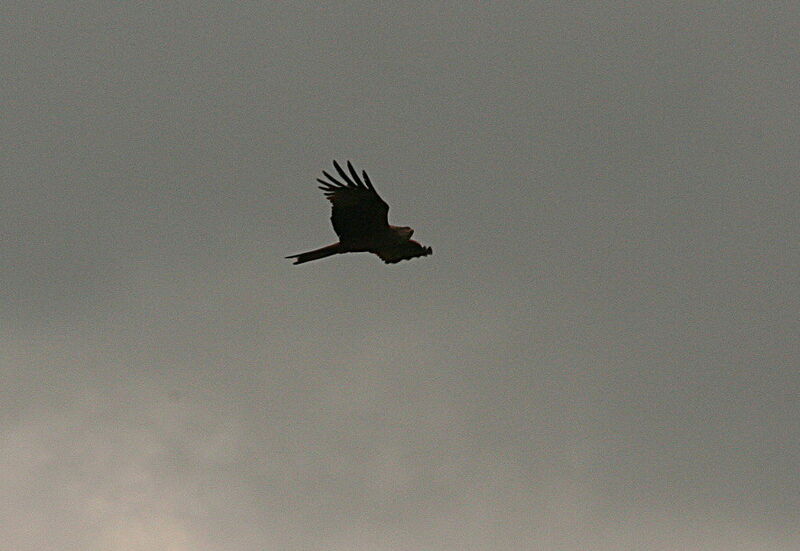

[286,161,432,265]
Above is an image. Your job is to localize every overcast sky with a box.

[2,3,799,550]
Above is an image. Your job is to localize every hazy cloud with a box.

[2,2,798,550]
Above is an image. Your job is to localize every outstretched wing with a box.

[317,161,389,241]
[375,240,433,264]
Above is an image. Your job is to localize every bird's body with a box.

[286,161,432,265]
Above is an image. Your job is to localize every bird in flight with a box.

[286,161,432,265]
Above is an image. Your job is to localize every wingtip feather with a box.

[333,160,357,187]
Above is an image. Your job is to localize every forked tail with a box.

[285,243,342,265]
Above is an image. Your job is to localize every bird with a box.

[286,161,432,265]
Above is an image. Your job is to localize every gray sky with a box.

[2,3,798,550]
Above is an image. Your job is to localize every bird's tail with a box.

[286,243,343,265]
